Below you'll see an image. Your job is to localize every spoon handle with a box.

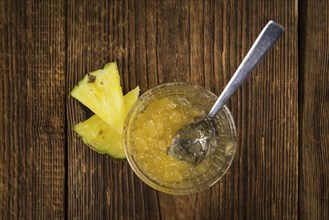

[208,20,284,117]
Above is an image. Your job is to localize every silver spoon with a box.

[167,20,284,164]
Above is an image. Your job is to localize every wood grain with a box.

[225,1,299,219]
[0,0,66,219]
[66,1,113,219]
[67,0,298,219]
[2,0,328,219]
[66,0,159,219]
[299,0,329,219]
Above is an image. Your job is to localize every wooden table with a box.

[1,0,328,219]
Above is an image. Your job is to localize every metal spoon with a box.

[167,20,284,164]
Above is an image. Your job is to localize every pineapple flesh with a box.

[71,62,140,159]
[74,114,123,157]
[73,86,140,159]
[70,62,125,134]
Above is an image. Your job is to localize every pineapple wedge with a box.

[74,87,140,158]
[74,115,122,156]
[70,62,125,134]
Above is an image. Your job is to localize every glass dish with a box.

[123,82,237,195]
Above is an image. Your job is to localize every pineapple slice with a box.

[70,62,125,134]
[73,87,140,159]
[123,86,140,116]
[74,115,122,156]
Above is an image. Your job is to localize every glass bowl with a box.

[123,82,237,195]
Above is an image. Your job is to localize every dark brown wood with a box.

[0,0,66,219]
[1,0,329,219]
[66,0,158,219]
[67,0,299,219]
[299,0,329,219]
[227,1,299,219]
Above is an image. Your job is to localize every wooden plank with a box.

[127,0,161,218]
[299,0,329,219]
[154,0,298,219]
[66,0,160,219]
[66,1,113,219]
[0,0,65,219]
[223,1,299,219]
[156,0,190,84]
[220,1,298,219]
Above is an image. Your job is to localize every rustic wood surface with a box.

[0,0,328,219]
[299,0,329,219]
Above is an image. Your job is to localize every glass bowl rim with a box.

[123,82,237,195]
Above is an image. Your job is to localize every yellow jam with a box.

[131,97,204,182]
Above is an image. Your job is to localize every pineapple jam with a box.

[131,97,205,182]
